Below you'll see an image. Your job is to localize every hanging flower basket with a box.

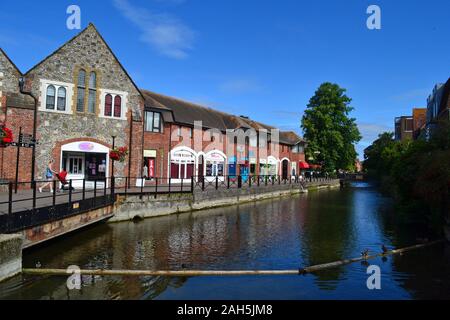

[109,146,128,162]
[0,127,13,148]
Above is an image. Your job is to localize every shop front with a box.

[143,149,157,180]
[61,141,110,189]
[204,151,226,182]
[170,147,196,182]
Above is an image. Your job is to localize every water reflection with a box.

[0,184,449,300]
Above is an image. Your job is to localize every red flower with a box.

[0,127,13,147]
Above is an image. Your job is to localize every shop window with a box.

[46,85,56,110]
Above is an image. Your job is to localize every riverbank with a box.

[3,183,449,300]
[110,179,340,222]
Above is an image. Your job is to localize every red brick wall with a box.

[1,107,34,182]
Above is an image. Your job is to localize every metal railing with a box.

[0,173,336,233]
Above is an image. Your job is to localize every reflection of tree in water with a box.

[390,244,450,300]
[299,190,356,290]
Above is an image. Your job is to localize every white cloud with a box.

[219,79,262,94]
[113,0,195,59]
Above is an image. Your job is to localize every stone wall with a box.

[24,24,144,179]
[0,234,22,282]
[110,180,340,222]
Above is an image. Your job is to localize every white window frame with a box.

[99,89,128,121]
[39,79,74,115]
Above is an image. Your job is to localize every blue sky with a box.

[1,0,449,157]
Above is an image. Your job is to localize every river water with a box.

[1,182,449,300]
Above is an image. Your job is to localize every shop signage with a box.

[172,150,195,162]
[206,152,224,161]
[148,158,155,177]
[144,150,157,158]
[78,142,95,152]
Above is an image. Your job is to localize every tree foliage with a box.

[301,83,361,172]
[364,121,450,227]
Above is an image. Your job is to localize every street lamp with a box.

[111,135,116,178]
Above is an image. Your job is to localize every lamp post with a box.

[19,77,38,185]
[111,135,116,178]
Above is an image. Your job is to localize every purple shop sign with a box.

[78,142,95,151]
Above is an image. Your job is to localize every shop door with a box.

[67,155,85,181]
[282,160,289,180]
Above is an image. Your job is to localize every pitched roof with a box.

[142,89,305,145]
[24,23,144,101]
[0,48,22,74]
[279,131,305,145]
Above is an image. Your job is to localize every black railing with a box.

[0,174,336,233]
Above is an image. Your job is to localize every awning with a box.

[299,161,310,169]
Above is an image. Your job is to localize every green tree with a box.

[301,83,361,171]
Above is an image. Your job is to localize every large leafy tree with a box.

[301,83,361,171]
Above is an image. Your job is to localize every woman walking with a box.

[39,159,56,193]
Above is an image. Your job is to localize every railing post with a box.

[249,175,252,188]
[238,175,242,189]
[94,179,97,207]
[181,178,184,192]
[104,177,108,196]
[257,175,260,187]
[110,176,116,202]
[169,177,172,196]
[8,182,13,215]
[215,176,218,190]
[155,177,158,199]
[68,180,73,211]
[52,180,56,207]
[191,176,194,193]
[202,176,205,191]
[32,181,36,212]
[82,178,86,200]
[124,177,128,199]
[227,175,230,189]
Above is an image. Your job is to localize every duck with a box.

[35,261,42,268]
[361,249,370,259]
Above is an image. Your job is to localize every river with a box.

[1,182,449,300]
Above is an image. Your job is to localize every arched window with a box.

[104,94,113,117]
[57,87,66,111]
[114,96,122,118]
[46,85,56,110]
[76,69,86,112]
[88,72,97,113]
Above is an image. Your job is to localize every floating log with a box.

[22,240,444,277]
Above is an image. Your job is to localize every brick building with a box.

[394,116,413,141]
[0,24,306,186]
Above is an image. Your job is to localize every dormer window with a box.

[145,111,163,133]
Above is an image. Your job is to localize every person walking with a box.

[39,159,56,193]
